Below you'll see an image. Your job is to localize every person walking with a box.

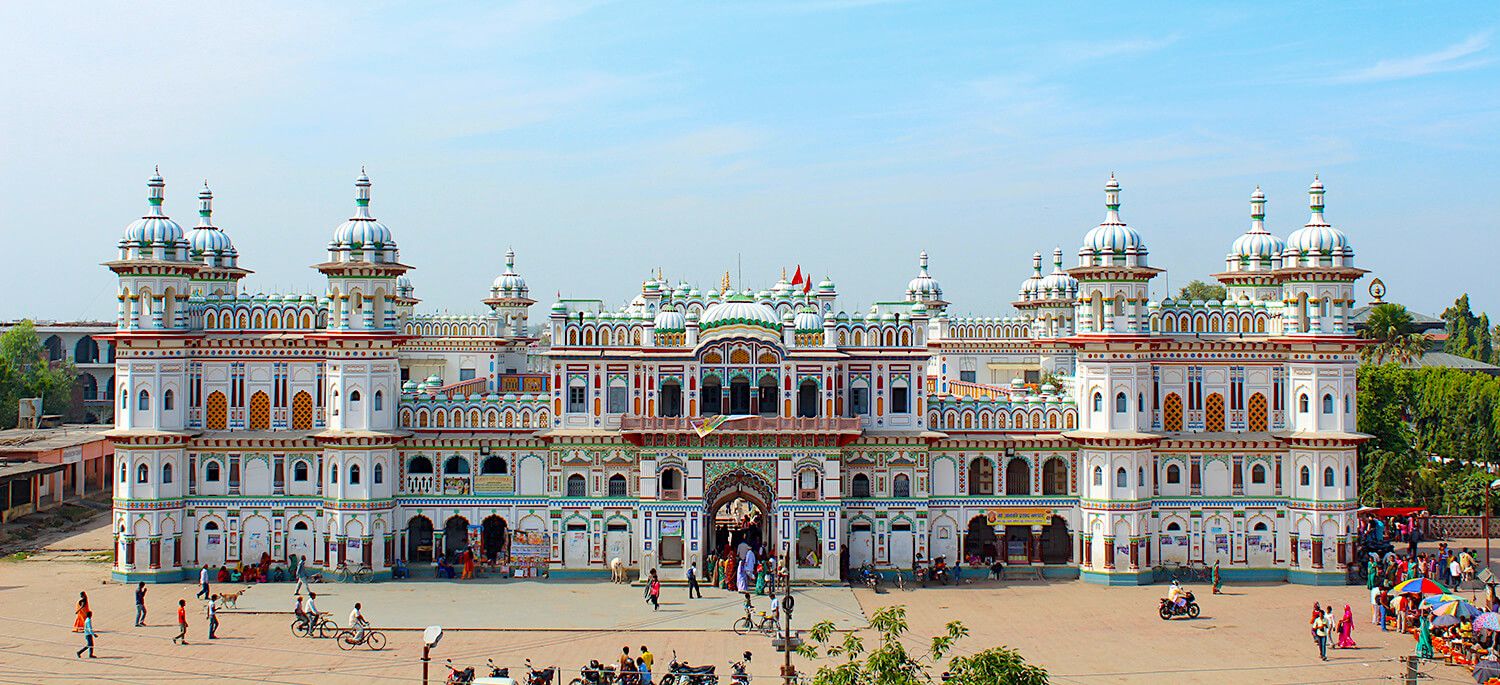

[1376,586,1390,632]
[73,592,89,633]
[640,644,653,674]
[197,566,210,600]
[1415,608,1434,659]
[647,570,661,611]
[1337,604,1357,648]
[75,611,96,658]
[1311,608,1329,661]
[1211,561,1223,595]
[637,655,652,685]
[134,582,148,627]
[617,646,633,679]
[686,562,702,599]
[173,599,189,645]
[207,594,220,640]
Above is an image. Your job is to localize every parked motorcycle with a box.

[1158,591,1200,620]
[855,563,882,589]
[568,659,616,685]
[486,659,512,679]
[445,659,476,685]
[525,658,558,685]
[659,650,717,685]
[730,651,752,685]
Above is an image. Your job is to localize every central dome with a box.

[700,294,780,332]
[1078,175,1147,266]
[122,171,186,248]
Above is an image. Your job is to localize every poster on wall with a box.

[1214,534,1229,556]
[509,530,550,578]
[660,519,684,537]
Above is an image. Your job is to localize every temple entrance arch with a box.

[704,468,776,558]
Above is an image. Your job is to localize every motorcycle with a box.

[1158,590,1200,620]
[568,659,616,685]
[445,659,476,685]
[855,563,882,589]
[659,650,717,685]
[487,659,512,680]
[525,658,558,685]
[730,651,752,685]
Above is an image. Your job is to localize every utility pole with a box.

[782,541,797,685]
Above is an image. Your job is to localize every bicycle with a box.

[337,626,387,651]
[732,609,779,636]
[334,562,374,583]
[291,613,340,639]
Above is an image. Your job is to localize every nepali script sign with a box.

[985,508,1052,527]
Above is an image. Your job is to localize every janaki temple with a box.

[106,170,1366,586]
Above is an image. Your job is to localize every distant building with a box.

[0,425,115,499]
[1350,305,1500,375]
[0,321,116,424]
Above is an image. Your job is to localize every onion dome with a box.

[1038,247,1079,298]
[490,248,530,298]
[186,182,238,267]
[1283,176,1353,266]
[1017,252,1043,300]
[700,293,781,332]
[817,276,836,293]
[1227,186,1285,271]
[794,303,824,332]
[1078,174,1147,266]
[654,305,686,331]
[905,251,944,303]
[120,168,187,258]
[396,276,415,299]
[329,168,398,262]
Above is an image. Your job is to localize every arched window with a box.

[1138,393,1145,412]
[1138,467,1145,486]
[481,457,508,475]
[1005,458,1031,495]
[136,463,149,483]
[1299,466,1310,486]
[1114,392,1127,413]
[1092,466,1103,486]
[138,389,150,411]
[1322,467,1334,487]
[163,389,174,411]
[1344,466,1350,487]
[205,461,221,482]
[444,456,470,475]
[892,473,911,498]
[566,474,587,497]
[891,377,910,413]
[408,456,434,474]
[1115,467,1127,488]
[374,463,384,484]
[162,463,173,484]
[119,462,127,483]
[1250,463,1266,484]
[293,461,309,482]
[1042,458,1068,495]
[1092,392,1103,412]
[608,474,627,497]
[350,389,362,403]
[1299,394,1310,413]
[659,380,682,418]
[1344,395,1350,413]
[330,464,339,484]
[1321,394,1333,414]
[349,464,362,485]
[1166,464,1181,484]
[967,458,994,495]
[373,391,383,411]
[851,473,871,498]
[660,467,681,493]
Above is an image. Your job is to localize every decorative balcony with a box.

[403,474,440,495]
[659,488,684,501]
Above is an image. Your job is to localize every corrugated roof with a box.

[0,425,112,453]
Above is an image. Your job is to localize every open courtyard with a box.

[0,520,1460,684]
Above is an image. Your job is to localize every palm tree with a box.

[1360,303,1426,364]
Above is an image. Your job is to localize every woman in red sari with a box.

[462,549,475,580]
[73,592,90,632]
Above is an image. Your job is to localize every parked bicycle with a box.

[334,561,374,583]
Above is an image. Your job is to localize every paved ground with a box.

[0,518,1474,684]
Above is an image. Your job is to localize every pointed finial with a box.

[505,247,516,271]
[1052,246,1064,270]
[146,169,166,212]
[918,250,929,272]
[1104,174,1121,220]
[1308,175,1325,222]
[198,182,214,224]
[1249,185,1267,226]
[1031,251,1042,276]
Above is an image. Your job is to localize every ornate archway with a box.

[703,467,776,556]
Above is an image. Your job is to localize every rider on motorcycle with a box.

[1168,580,1186,608]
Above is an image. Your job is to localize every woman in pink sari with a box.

[1337,604,1357,648]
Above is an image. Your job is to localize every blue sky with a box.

[1,1,1497,322]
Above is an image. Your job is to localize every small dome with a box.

[700,294,781,332]
[120,170,187,256]
[817,276,836,293]
[1283,177,1353,265]
[1018,252,1043,299]
[329,170,397,261]
[186,182,237,266]
[550,301,567,314]
[490,248,530,297]
[1038,248,1079,298]
[1227,186,1286,270]
[654,306,686,331]
[905,251,944,303]
[1078,175,1148,265]
[794,304,823,332]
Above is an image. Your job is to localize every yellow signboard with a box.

[985,508,1052,527]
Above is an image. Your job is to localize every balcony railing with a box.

[944,380,1010,400]
[403,474,439,495]
[660,488,683,501]
[619,416,862,434]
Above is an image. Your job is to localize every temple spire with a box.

[1103,173,1121,224]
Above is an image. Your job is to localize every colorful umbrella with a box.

[1392,577,1449,595]
[1474,612,1500,632]
[1421,594,1464,607]
[1433,600,1479,618]
[1432,614,1461,627]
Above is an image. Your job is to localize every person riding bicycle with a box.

[349,602,368,643]
[302,592,320,632]
[293,594,306,628]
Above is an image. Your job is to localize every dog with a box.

[219,588,247,608]
[610,558,628,584]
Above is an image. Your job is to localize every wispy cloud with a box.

[1052,34,1181,63]
[1330,31,1494,83]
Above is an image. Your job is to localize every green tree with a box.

[1359,304,1426,364]
[1441,294,1494,363]
[1177,280,1227,302]
[796,606,1048,685]
[0,320,76,429]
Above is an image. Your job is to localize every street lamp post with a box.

[1486,480,1500,575]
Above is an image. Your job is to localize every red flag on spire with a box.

[791,266,804,289]
[802,271,812,294]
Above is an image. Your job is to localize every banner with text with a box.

[984,508,1052,527]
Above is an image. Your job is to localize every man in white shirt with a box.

[349,602,367,643]
[196,566,210,599]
